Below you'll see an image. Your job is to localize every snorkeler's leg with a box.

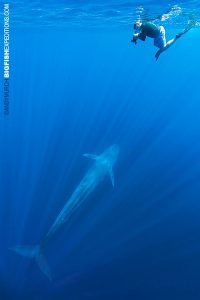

[155,22,195,61]
[155,18,196,60]
[176,19,196,39]
[164,38,177,49]
[155,38,176,60]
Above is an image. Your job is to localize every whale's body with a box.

[10,145,119,280]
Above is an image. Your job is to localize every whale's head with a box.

[103,144,119,166]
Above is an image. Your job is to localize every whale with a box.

[9,145,119,280]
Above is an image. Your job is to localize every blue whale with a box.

[10,145,119,280]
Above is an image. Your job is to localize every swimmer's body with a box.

[131,15,195,60]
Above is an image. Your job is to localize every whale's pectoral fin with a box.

[109,167,115,187]
[83,154,99,161]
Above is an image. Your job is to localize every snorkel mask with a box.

[134,20,142,33]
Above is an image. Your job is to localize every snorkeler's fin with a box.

[182,21,195,35]
[176,20,196,39]
[9,245,52,281]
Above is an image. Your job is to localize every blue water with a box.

[1,1,200,299]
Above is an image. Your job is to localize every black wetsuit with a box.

[138,22,160,41]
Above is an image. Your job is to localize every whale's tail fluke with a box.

[9,245,52,281]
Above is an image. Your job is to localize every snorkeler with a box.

[131,18,195,61]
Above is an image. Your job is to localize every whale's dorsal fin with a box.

[83,154,99,161]
[109,166,114,187]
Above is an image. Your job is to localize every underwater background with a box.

[1,0,200,299]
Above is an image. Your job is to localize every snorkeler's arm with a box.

[131,32,146,44]
[138,32,146,41]
[131,33,139,44]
